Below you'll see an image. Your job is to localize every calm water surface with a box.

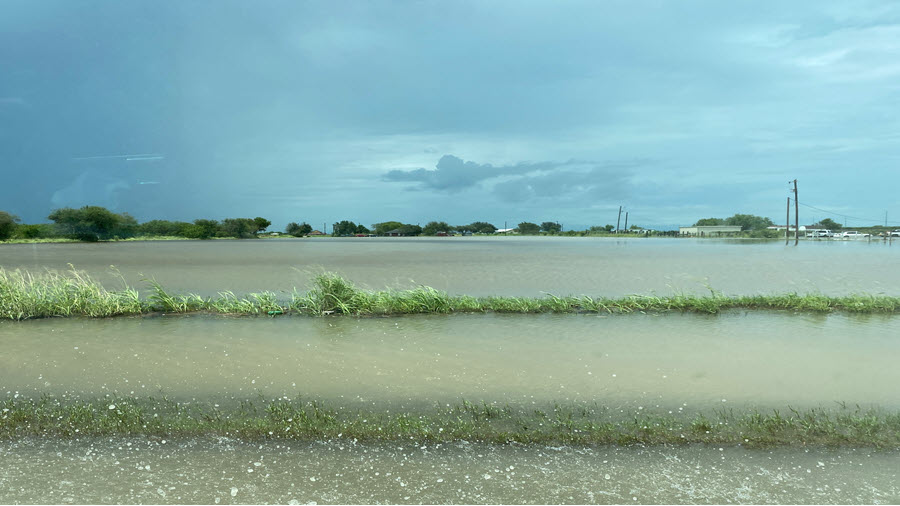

[2,312,897,409]
[1,237,898,296]
[3,237,899,504]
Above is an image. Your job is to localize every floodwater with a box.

[2,312,898,409]
[3,237,900,504]
[1,236,898,297]
[1,438,897,504]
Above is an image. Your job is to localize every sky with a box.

[2,0,899,231]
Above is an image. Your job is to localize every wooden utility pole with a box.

[616,206,623,234]
[793,179,799,245]
[786,197,790,245]
[624,212,629,232]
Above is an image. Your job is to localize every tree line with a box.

[1,207,619,241]
[325,220,577,236]
[0,207,272,241]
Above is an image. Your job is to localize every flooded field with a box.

[1,236,898,297]
[2,238,899,503]
[1,438,897,504]
[2,312,899,410]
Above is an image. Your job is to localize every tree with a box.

[139,220,199,237]
[725,214,773,231]
[694,218,724,226]
[399,224,422,236]
[517,222,540,234]
[540,221,561,233]
[332,220,359,236]
[220,218,258,238]
[354,224,370,234]
[190,219,220,239]
[0,211,20,240]
[459,221,496,234]
[423,221,451,236]
[253,217,271,233]
[17,224,54,239]
[286,222,313,237]
[48,206,127,241]
[812,218,842,231]
[373,221,405,235]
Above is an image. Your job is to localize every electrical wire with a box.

[796,202,885,224]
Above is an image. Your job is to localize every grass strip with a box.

[2,396,898,448]
[3,268,900,320]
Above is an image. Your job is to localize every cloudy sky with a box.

[2,0,899,230]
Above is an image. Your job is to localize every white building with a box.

[679,225,743,237]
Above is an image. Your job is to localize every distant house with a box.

[385,228,403,237]
[679,225,742,237]
[308,230,325,236]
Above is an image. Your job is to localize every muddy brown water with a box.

[1,236,898,297]
[1,438,898,504]
[3,237,900,503]
[2,312,898,410]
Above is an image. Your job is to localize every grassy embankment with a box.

[1,396,898,447]
[3,268,900,321]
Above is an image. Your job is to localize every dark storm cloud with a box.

[2,1,900,228]
[382,155,557,191]
[384,154,646,205]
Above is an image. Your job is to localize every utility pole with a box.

[624,212,629,232]
[786,197,790,245]
[616,206,623,234]
[793,179,799,246]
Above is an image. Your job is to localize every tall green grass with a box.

[2,395,898,447]
[3,268,900,320]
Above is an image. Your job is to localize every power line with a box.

[796,202,884,224]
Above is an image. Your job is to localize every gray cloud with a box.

[382,154,557,191]
[2,1,900,228]
[492,161,643,204]
[384,154,645,205]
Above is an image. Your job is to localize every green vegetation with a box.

[541,221,562,233]
[422,221,451,236]
[1,396,897,447]
[285,221,313,237]
[371,221,422,236]
[0,211,20,240]
[812,218,843,231]
[4,269,900,321]
[48,206,138,241]
[517,221,541,234]
[694,214,774,231]
[0,206,277,242]
[331,220,369,236]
